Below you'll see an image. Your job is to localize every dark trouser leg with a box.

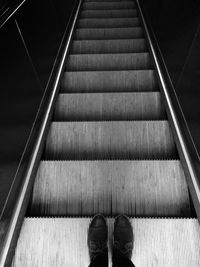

[89,253,108,267]
[88,252,135,267]
[113,252,135,267]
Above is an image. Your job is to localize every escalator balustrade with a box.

[12,0,200,266]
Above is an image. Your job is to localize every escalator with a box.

[9,0,200,265]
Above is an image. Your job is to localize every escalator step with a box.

[66,53,152,71]
[61,70,157,93]
[77,18,140,28]
[13,218,200,267]
[82,1,136,10]
[80,9,137,18]
[30,161,190,216]
[54,92,166,121]
[70,39,147,54]
[44,121,177,160]
[75,27,143,40]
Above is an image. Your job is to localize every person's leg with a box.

[113,252,135,267]
[113,215,135,267]
[89,254,108,267]
[88,214,108,267]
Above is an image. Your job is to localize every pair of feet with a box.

[88,214,134,262]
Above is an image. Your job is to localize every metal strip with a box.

[136,0,200,219]
[0,0,26,29]
[0,0,83,265]
[15,19,43,91]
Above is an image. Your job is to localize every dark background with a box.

[142,0,200,154]
[0,0,200,215]
[0,0,75,213]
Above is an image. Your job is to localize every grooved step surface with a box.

[44,121,177,160]
[31,161,190,217]
[54,92,166,121]
[75,27,143,40]
[71,39,147,54]
[13,218,200,267]
[66,53,152,71]
[80,9,137,18]
[82,1,136,10]
[61,70,157,93]
[78,18,140,28]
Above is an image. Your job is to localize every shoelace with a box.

[89,240,108,259]
[114,240,133,257]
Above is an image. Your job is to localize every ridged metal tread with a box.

[75,27,143,40]
[77,17,140,28]
[30,160,190,217]
[66,53,152,71]
[61,70,158,93]
[44,121,177,160]
[54,92,166,121]
[70,39,147,54]
[80,9,137,18]
[82,1,136,10]
[13,218,200,267]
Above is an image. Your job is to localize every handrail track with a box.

[0,0,83,266]
[136,0,200,221]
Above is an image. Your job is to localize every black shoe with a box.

[88,214,108,262]
[113,215,134,259]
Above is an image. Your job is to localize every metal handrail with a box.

[136,0,200,220]
[0,0,26,29]
[0,0,82,265]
